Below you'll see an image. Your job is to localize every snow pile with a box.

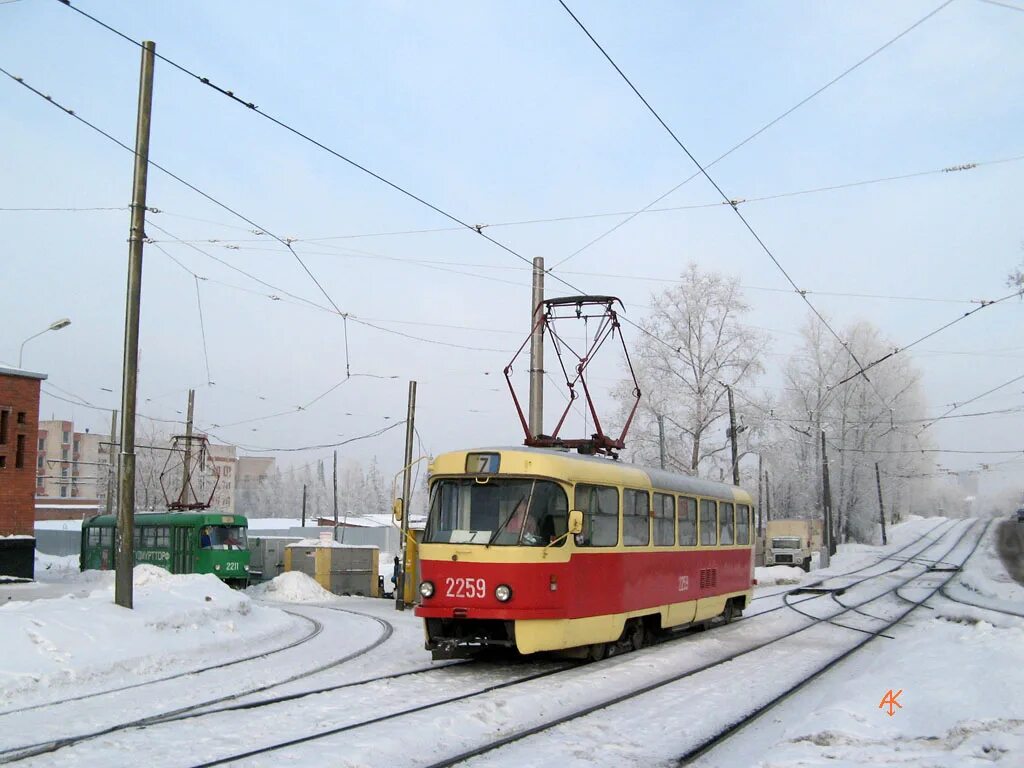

[0,564,297,705]
[756,565,806,585]
[33,551,81,581]
[246,571,336,603]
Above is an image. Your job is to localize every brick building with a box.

[0,366,47,579]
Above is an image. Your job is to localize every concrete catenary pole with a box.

[875,461,887,545]
[396,381,417,611]
[178,389,194,507]
[757,453,764,537]
[821,429,835,557]
[727,385,739,486]
[332,450,338,531]
[657,414,666,470]
[528,257,545,438]
[301,484,307,528]
[106,410,118,515]
[115,40,156,610]
[765,470,771,522]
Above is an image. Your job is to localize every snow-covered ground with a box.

[0,515,1019,767]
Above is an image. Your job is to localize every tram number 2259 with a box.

[445,577,486,599]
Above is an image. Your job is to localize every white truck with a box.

[764,519,819,571]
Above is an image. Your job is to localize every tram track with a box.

[0,608,323,719]
[0,604,396,764]
[749,517,954,603]
[102,519,974,768]
[2,520,978,766]
[675,519,992,766]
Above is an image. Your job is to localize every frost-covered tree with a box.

[613,264,767,477]
[760,316,934,543]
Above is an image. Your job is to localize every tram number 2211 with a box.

[445,577,486,598]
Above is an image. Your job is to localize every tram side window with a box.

[719,502,735,545]
[87,527,101,547]
[653,493,675,546]
[99,527,113,547]
[155,526,170,548]
[623,489,650,546]
[140,527,158,548]
[678,496,697,546]
[699,500,717,546]
[736,504,750,544]
[574,484,618,547]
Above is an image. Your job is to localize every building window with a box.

[0,456,6,469]
[38,437,45,451]
[37,456,43,469]
[62,430,70,443]
[62,448,69,461]
[17,412,26,425]
[60,486,68,498]
[0,409,8,444]
[15,434,25,469]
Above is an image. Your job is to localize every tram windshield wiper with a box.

[486,495,527,547]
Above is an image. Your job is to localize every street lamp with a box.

[18,318,71,367]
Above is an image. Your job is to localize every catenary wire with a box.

[832,290,1024,387]
[0,63,352,372]
[193,275,214,385]
[550,0,956,268]
[555,0,886,401]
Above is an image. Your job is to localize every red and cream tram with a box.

[415,446,755,659]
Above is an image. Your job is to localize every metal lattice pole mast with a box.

[115,40,155,610]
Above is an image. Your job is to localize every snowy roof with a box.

[0,365,47,380]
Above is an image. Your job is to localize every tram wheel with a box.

[722,599,740,624]
[588,642,609,661]
[626,619,646,652]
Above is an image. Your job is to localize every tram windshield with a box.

[424,479,568,546]
[201,525,247,550]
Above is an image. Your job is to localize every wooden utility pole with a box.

[301,483,307,528]
[115,40,156,610]
[821,430,835,556]
[178,389,195,506]
[332,450,338,531]
[528,257,545,438]
[106,410,118,515]
[727,385,740,485]
[875,461,887,545]
[396,381,417,611]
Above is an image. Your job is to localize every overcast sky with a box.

[2,0,1021,494]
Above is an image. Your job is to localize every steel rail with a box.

[0,608,321,719]
[0,604,394,763]
[675,520,991,765]
[177,520,977,768]
[419,519,983,768]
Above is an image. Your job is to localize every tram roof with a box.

[437,446,751,501]
[83,511,248,527]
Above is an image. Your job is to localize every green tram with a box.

[80,511,251,587]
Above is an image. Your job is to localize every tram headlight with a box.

[495,584,512,602]
[214,564,221,571]
[419,580,435,598]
